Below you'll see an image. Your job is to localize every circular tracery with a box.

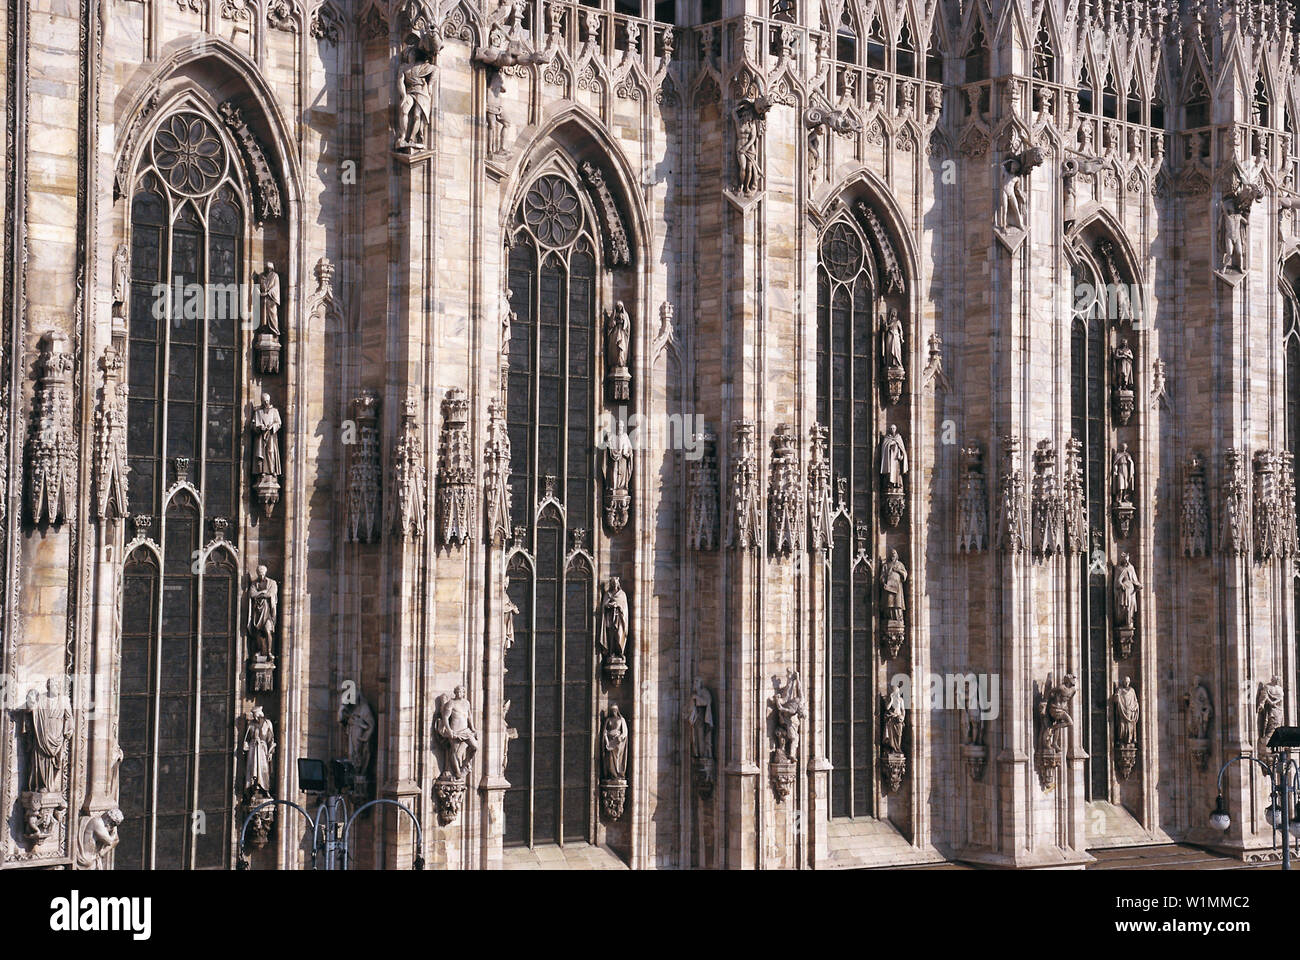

[522,175,583,248]
[151,113,227,197]
[821,220,865,283]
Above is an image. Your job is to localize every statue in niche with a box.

[20,679,73,795]
[1034,673,1077,791]
[882,683,906,754]
[243,706,276,798]
[687,677,714,761]
[486,70,508,156]
[734,101,766,194]
[605,301,632,401]
[394,30,440,151]
[1112,677,1140,779]
[879,549,908,658]
[254,262,281,337]
[1186,676,1212,741]
[1257,676,1284,751]
[434,685,479,781]
[1112,442,1136,536]
[1113,339,1135,392]
[339,690,376,783]
[112,242,129,319]
[1113,552,1141,634]
[598,577,630,683]
[252,393,282,478]
[687,677,715,799]
[879,424,908,528]
[767,669,804,763]
[882,307,905,370]
[601,706,629,781]
[602,425,633,532]
[1219,188,1250,272]
[247,565,278,661]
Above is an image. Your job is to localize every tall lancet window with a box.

[1070,238,1137,801]
[118,111,244,869]
[503,172,598,847]
[1284,280,1300,679]
[817,214,877,819]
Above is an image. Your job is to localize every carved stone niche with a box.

[17,680,72,847]
[599,706,629,821]
[436,387,475,548]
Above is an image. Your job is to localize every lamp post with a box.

[1207,726,1300,870]
[237,757,424,869]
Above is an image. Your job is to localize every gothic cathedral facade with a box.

[1,0,1299,870]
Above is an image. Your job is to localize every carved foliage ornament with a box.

[957,440,988,552]
[768,424,801,558]
[484,397,512,546]
[28,332,77,527]
[688,430,719,551]
[391,395,428,539]
[437,388,475,548]
[346,390,381,543]
[217,101,282,223]
[807,424,832,552]
[1181,452,1210,558]
[94,347,128,521]
[1032,439,1064,559]
[729,420,762,551]
[581,161,631,268]
[1221,448,1250,556]
[997,436,1027,554]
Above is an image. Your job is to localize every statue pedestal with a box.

[1114,626,1134,661]
[1189,737,1210,771]
[884,364,905,405]
[606,368,630,403]
[883,486,904,529]
[249,656,276,693]
[243,789,275,848]
[1115,743,1138,780]
[434,773,466,825]
[255,332,281,374]
[604,490,630,532]
[882,749,907,793]
[1037,746,1062,791]
[1112,500,1135,538]
[768,757,796,803]
[692,758,715,799]
[604,655,628,686]
[962,743,987,781]
[600,778,627,821]
[255,473,281,517]
[21,791,67,844]
[1114,387,1135,425]
[882,618,904,660]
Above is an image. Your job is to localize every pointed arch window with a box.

[1185,72,1210,129]
[1102,67,1119,120]
[896,20,916,77]
[1254,75,1271,127]
[963,23,987,83]
[118,110,245,869]
[925,26,943,82]
[866,14,887,72]
[817,215,879,819]
[1032,24,1054,82]
[1126,79,1142,125]
[836,7,858,65]
[503,172,600,847]
[1078,61,1095,115]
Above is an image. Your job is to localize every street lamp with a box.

[1207,725,1300,870]
[237,757,424,869]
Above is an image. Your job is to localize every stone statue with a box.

[882,682,906,753]
[1113,552,1141,632]
[879,548,908,623]
[879,424,908,488]
[339,690,376,776]
[882,307,904,370]
[252,394,283,479]
[965,698,985,746]
[735,109,760,193]
[1220,192,1249,271]
[1112,443,1135,501]
[112,242,129,316]
[1257,675,1284,750]
[486,70,508,155]
[997,152,1029,231]
[21,679,73,794]
[606,301,631,372]
[254,261,281,336]
[603,429,634,498]
[1037,673,1077,754]
[247,565,278,660]
[1113,677,1139,745]
[434,685,479,780]
[1186,675,1213,741]
[598,576,629,662]
[1113,339,1135,392]
[395,42,437,150]
[601,705,629,780]
[687,677,714,760]
[79,808,124,869]
[242,705,276,795]
[768,669,805,762]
